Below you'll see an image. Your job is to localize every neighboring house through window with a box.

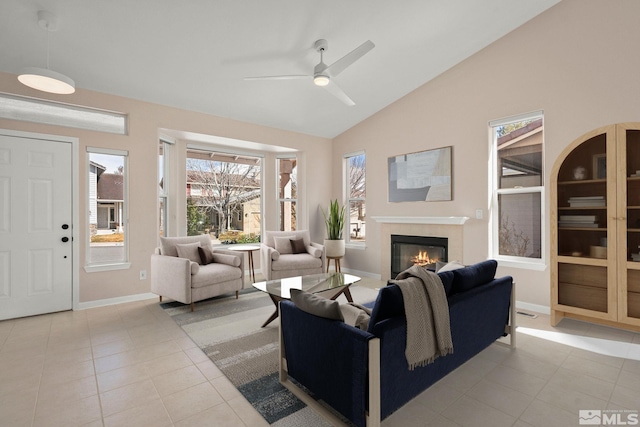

[186,148,262,240]
[277,156,297,232]
[345,152,366,244]
[490,111,544,267]
[86,147,129,270]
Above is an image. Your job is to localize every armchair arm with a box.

[309,241,326,270]
[260,243,277,281]
[151,254,191,304]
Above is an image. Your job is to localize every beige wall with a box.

[333,0,640,309]
[0,73,331,303]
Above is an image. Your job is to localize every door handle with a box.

[61,237,69,243]
[61,224,69,230]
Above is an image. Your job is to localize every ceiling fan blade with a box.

[244,75,310,81]
[325,40,375,77]
[323,81,355,106]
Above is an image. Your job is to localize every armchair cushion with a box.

[274,236,295,254]
[271,250,280,261]
[212,253,241,267]
[290,238,306,254]
[272,254,323,271]
[198,246,215,265]
[191,263,242,288]
[190,262,200,275]
[307,246,322,258]
[176,242,202,263]
[160,235,212,257]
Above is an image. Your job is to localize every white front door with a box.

[0,134,73,320]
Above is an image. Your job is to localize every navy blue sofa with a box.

[278,260,515,427]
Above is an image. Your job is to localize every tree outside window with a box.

[346,153,366,243]
[491,114,544,261]
[186,149,261,243]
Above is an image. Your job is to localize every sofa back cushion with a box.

[367,270,454,333]
[160,235,212,257]
[450,259,497,295]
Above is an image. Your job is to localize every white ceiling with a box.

[0,0,560,139]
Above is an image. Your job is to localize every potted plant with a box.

[322,199,346,258]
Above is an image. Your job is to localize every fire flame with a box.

[411,250,438,266]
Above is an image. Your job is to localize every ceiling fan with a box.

[244,39,375,106]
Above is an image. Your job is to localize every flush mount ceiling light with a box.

[18,10,75,95]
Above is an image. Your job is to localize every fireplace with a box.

[391,234,448,278]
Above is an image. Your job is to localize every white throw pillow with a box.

[436,260,465,273]
[175,242,202,263]
[274,236,294,254]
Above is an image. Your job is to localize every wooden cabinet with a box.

[551,123,640,331]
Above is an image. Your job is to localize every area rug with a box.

[161,283,380,426]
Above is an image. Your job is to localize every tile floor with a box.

[0,280,639,427]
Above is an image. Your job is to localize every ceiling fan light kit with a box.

[18,10,75,95]
[245,38,374,105]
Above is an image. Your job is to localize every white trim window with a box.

[277,156,297,232]
[490,111,545,268]
[345,151,366,245]
[85,147,129,271]
[158,137,173,238]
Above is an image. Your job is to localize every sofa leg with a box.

[236,290,239,299]
[190,302,194,312]
[159,296,162,302]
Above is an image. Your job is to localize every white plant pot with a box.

[324,239,345,258]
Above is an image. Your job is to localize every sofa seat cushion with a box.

[450,260,498,294]
[271,253,323,271]
[191,263,242,288]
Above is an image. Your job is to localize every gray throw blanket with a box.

[390,266,453,370]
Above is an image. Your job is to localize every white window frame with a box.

[158,136,174,238]
[185,144,264,238]
[344,150,366,247]
[85,147,130,272]
[489,111,546,270]
[277,155,297,232]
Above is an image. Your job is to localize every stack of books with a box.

[631,253,640,262]
[558,215,598,228]
[630,170,640,177]
[567,196,605,207]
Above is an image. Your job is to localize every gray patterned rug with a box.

[161,284,379,426]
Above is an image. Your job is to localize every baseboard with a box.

[77,292,157,310]
[515,300,550,315]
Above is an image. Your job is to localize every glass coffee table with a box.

[253,272,360,327]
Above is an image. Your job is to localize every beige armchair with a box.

[260,230,325,281]
[151,235,244,311]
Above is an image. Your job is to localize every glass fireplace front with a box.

[391,235,448,278]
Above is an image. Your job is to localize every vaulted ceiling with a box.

[0,0,560,138]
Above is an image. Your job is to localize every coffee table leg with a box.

[343,287,353,303]
[262,293,282,328]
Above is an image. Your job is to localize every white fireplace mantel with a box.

[371,216,470,225]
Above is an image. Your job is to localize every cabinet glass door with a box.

[624,129,640,321]
[556,132,610,312]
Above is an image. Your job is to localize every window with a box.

[0,93,127,134]
[277,157,297,231]
[186,148,261,241]
[158,138,172,237]
[86,147,129,270]
[345,152,366,244]
[490,111,544,265]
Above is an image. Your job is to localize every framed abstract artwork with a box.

[388,146,452,202]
